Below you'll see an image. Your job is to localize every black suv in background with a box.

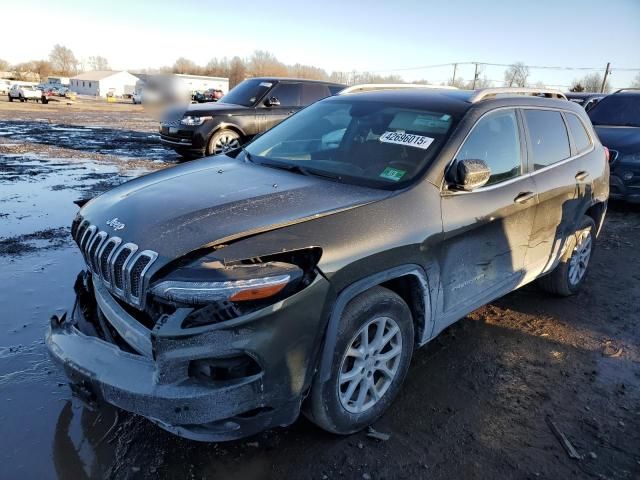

[160,78,345,159]
[588,88,640,203]
[48,87,608,441]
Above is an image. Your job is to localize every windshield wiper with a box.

[257,160,343,181]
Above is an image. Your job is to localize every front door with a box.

[438,108,537,326]
[260,82,302,132]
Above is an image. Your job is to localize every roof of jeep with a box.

[328,88,581,116]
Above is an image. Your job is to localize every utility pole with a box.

[600,62,611,93]
[451,63,457,86]
[472,63,479,89]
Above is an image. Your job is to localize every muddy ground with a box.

[0,98,638,480]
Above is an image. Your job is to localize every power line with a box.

[359,61,640,74]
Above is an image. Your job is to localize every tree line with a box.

[2,45,639,91]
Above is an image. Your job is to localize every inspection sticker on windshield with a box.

[379,167,406,182]
[379,131,434,150]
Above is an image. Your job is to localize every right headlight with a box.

[151,261,303,306]
[180,115,212,126]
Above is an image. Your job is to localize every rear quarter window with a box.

[524,109,571,170]
[565,113,592,154]
[301,84,331,105]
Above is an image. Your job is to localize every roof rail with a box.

[339,83,458,95]
[613,88,640,94]
[469,87,567,103]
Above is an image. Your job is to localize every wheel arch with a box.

[584,200,607,237]
[209,121,247,140]
[317,264,433,383]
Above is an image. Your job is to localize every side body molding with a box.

[318,264,433,383]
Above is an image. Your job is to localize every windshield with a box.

[588,95,640,127]
[219,79,273,107]
[244,98,457,189]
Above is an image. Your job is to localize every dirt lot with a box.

[0,98,638,480]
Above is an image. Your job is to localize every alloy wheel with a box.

[212,133,240,155]
[338,316,403,414]
[568,228,592,286]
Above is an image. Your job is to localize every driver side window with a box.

[456,109,522,186]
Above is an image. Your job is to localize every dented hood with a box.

[78,156,390,262]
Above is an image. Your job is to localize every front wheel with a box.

[304,286,414,434]
[206,129,242,156]
[537,216,596,296]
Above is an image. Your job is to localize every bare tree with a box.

[570,82,585,92]
[49,45,78,75]
[88,56,110,71]
[228,56,247,88]
[504,62,530,87]
[287,64,328,80]
[172,57,201,75]
[204,57,231,77]
[0,58,9,72]
[631,73,640,88]
[32,60,53,80]
[248,50,287,77]
[572,72,609,93]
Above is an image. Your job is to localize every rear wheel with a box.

[8,95,12,102]
[305,286,414,434]
[206,129,241,156]
[19,94,24,103]
[537,216,596,296]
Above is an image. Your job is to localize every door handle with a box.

[575,171,590,182]
[514,191,535,204]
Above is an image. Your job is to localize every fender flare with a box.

[210,121,248,139]
[317,264,432,383]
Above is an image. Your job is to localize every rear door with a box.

[261,82,302,131]
[439,108,537,324]
[522,108,591,276]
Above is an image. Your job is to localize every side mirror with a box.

[264,97,280,107]
[455,159,491,191]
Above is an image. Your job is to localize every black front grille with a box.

[73,219,158,309]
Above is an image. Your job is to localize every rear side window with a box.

[455,109,522,186]
[524,110,570,170]
[301,84,330,105]
[565,113,592,154]
[270,83,302,107]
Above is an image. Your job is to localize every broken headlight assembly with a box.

[150,248,321,309]
[151,261,303,305]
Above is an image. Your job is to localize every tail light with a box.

[604,147,610,163]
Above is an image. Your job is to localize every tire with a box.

[42,97,48,104]
[205,129,242,156]
[19,95,24,103]
[305,286,414,434]
[537,216,596,296]
[8,95,12,102]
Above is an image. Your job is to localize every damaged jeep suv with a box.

[47,87,609,441]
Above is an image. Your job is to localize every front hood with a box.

[594,126,640,155]
[78,156,390,263]
[185,102,250,115]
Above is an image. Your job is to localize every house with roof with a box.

[69,70,139,97]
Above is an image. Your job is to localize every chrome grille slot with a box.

[87,232,107,271]
[72,220,158,309]
[113,246,133,290]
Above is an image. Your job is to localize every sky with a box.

[1,0,639,88]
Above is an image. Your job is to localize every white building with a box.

[69,70,139,97]
[134,73,229,96]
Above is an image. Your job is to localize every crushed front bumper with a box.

[46,272,330,441]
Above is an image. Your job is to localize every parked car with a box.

[588,88,640,202]
[193,89,223,103]
[131,91,142,104]
[47,87,608,442]
[565,92,606,111]
[8,84,47,103]
[160,77,346,159]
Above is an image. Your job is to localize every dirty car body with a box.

[47,89,609,441]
